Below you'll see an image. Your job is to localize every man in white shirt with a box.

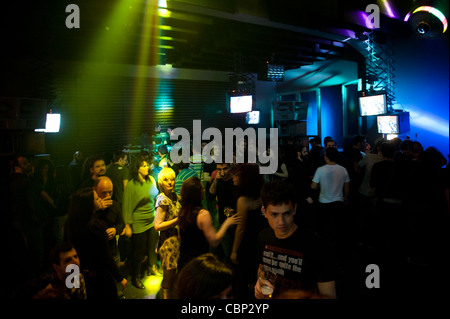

[311,147,350,250]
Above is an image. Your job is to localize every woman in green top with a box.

[122,156,160,289]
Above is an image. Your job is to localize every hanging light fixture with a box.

[404,6,448,38]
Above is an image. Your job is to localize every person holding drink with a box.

[254,180,337,299]
[208,162,238,263]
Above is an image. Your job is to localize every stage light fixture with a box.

[267,64,285,81]
[258,62,285,82]
[404,6,448,39]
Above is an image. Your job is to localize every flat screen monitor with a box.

[377,112,410,134]
[377,115,399,134]
[229,95,253,113]
[359,93,387,116]
[246,111,260,124]
[34,113,61,133]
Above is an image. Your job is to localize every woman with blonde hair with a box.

[154,167,181,298]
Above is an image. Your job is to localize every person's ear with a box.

[261,206,267,218]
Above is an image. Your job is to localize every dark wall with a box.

[45,72,246,165]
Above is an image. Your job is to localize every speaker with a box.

[273,101,308,122]
[275,121,307,137]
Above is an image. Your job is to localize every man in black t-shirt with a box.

[255,181,337,299]
[105,150,129,205]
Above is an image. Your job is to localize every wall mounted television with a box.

[34,113,61,133]
[377,112,410,134]
[359,93,387,116]
[246,110,260,124]
[229,94,253,113]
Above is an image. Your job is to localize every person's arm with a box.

[114,204,125,236]
[230,197,249,264]
[122,183,133,238]
[274,163,289,178]
[203,172,211,183]
[197,209,239,248]
[311,169,320,190]
[40,189,57,209]
[317,281,337,299]
[154,205,178,232]
[209,175,219,195]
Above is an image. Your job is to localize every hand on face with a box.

[94,191,113,211]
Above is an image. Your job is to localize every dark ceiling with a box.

[1,0,446,75]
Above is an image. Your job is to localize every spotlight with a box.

[257,61,285,82]
[405,6,448,39]
[417,21,430,34]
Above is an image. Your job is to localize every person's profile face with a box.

[18,156,32,174]
[138,161,149,178]
[119,155,128,167]
[301,147,308,158]
[91,160,106,177]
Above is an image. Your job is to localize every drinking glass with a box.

[224,206,234,218]
[259,270,277,299]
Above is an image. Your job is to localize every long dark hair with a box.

[234,163,264,199]
[64,187,95,242]
[173,253,232,299]
[129,155,150,182]
[178,177,204,231]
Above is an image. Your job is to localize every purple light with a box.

[404,12,411,21]
[359,11,376,29]
[381,0,397,19]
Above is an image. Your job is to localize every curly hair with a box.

[129,155,150,182]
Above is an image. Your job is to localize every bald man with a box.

[93,176,125,268]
